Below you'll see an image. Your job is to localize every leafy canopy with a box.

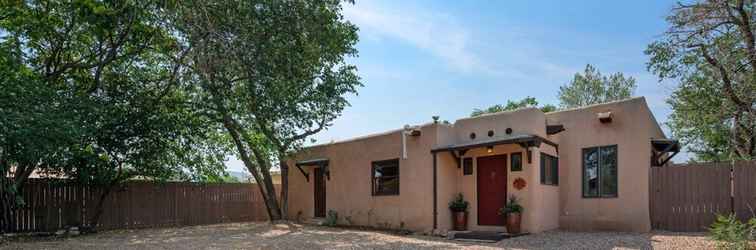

[646,0,756,161]
[0,0,227,186]
[172,0,361,220]
[558,64,637,109]
[471,64,636,117]
[471,96,556,117]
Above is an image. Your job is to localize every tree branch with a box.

[732,0,756,72]
[695,44,749,109]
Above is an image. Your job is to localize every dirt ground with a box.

[0,222,719,250]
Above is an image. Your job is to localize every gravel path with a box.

[0,222,719,249]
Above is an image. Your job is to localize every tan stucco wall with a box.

[288,97,663,233]
[288,124,440,231]
[545,97,661,232]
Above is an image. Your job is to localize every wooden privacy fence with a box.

[650,161,756,232]
[8,180,277,233]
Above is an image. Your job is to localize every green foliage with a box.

[0,0,228,229]
[1,0,359,225]
[173,0,361,219]
[665,69,736,162]
[499,196,524,215]
[646,1,755,160]
[471,96,556,117]
[325,210,339,226]
[558,64,637,108]
[709,214,756,250]
[448,193,469,212]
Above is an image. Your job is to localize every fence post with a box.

[730,159,735,215]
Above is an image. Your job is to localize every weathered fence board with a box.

[651,161,756,232]
[6,180,276,233]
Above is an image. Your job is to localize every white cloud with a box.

[343,2,483,73]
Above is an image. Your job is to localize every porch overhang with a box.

[430,133,558,167]
[430,133,558,154]
[651,139,680,167]
[429,133,558,230]
[295,158,329,182]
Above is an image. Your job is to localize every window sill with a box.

[581,195,618,199]
[371,193,400,197]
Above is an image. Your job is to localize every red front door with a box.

[477,155,508,226]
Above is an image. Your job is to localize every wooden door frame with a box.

[476,154,508,226]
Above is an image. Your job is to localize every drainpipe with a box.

[402,125,408,159]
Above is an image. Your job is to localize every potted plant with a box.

[499,196,524,234]
[448,193,469,231]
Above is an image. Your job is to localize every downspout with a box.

[432,152,437,230]
[402,125,410,159]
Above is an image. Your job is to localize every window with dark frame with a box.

[511,152,523,172]
[372,159,400,196]
[463,157,473,175]
[540,153,558,185]
[582,145,617,198]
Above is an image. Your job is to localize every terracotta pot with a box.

[452,211,468,231]
[506,212,521,234]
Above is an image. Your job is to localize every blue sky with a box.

[227,0,685,172]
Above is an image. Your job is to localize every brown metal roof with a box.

[431,133,557,153]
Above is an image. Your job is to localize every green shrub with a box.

[325,210,339,226]
[498,196,524,215]
[448,193,469,212]
[709,214,756,250]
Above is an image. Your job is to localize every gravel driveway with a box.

[0,222,718,250]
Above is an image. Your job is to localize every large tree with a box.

[558,64,637,108]
[646,0,756,160]
[0,0,226,231]
[471,96,556,117]
[172,0,360,220]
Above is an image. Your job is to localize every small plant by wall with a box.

[325,210,339,226]
[296,210,303,223]
[709,213,756,250]
[344,216,354,226]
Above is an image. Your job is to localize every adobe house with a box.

[287,97,679,233]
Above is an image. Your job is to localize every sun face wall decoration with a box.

[513,178,527,190]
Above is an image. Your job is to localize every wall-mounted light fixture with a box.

[486,146,494,153]
[598,111,613,123]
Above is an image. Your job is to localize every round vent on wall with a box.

[469,132,476,140]
[488,130,495,137]
[505,128,513,134]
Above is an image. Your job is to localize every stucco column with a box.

[524,146,540,233]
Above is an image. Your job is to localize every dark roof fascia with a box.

[431,134,557,153]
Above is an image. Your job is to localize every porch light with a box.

[486,146,494,153]
[597,111,613,123]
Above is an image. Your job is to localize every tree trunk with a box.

[256,157,282,221]
[0,176,12,233]
[1,164,32,233]
[87,184,114,232]
[279,158,289,220]
[0,155,9,233]
[222,116,283,221]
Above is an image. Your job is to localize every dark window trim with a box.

[511,152,523,172]
[540,153,558,186]
[462,157,473,175]
[371,158,400,196]
[581,145,618,198]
